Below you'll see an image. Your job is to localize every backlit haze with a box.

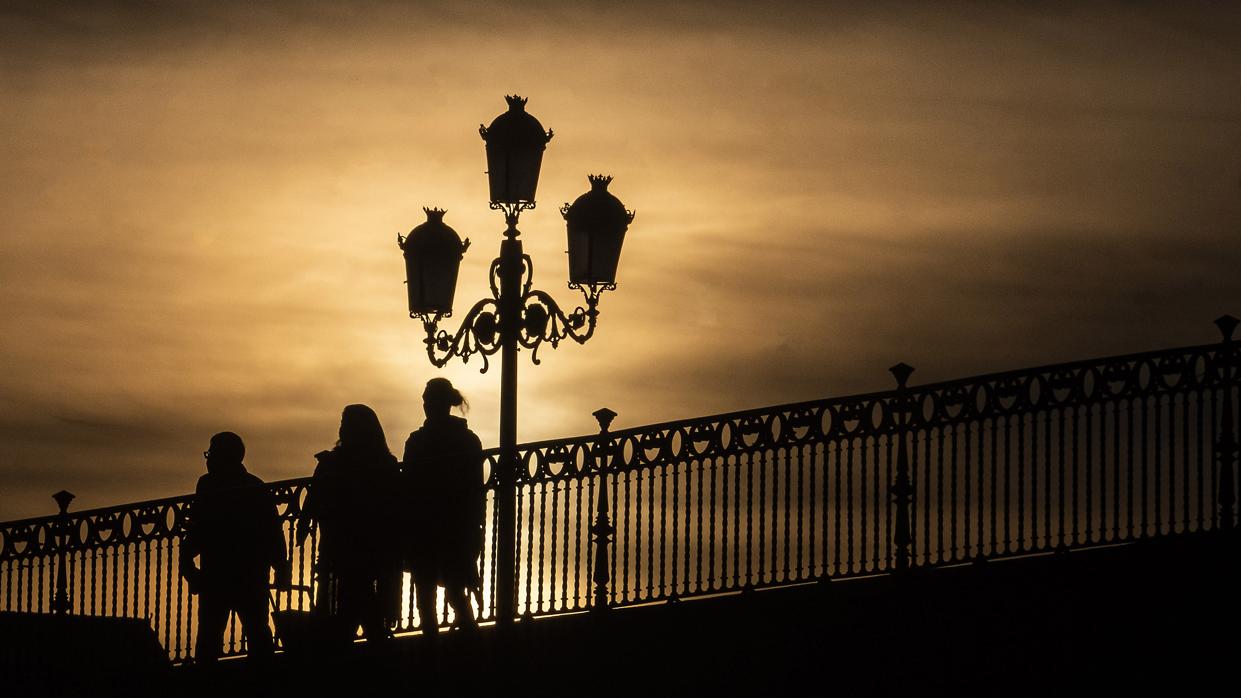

[2,1,1240,519]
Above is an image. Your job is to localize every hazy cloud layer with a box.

[2,1,1239,518]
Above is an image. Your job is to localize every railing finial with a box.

[52,489,75,615]
[591,409,615,611]
[1216,314,1239,343]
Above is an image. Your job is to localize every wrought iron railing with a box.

[2,318,1237,662]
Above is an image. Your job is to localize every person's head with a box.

[205,432,245,473]
[337,404,391,457]
[423,377,466,419]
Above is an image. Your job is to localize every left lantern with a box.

[399,208,470,317]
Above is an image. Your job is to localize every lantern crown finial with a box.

[505,95,528,111]
[588,174,613,191]
[423,207,447,222]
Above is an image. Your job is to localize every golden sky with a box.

[2,1,1240,519]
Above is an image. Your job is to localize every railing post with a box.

[889,363,915,573]
[591,407,617,612]
[51,489,75,615]
[1215,315,1238,533]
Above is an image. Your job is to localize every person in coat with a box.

[180,431,290,663]
[296,404,402,644]
[403,378,484,635]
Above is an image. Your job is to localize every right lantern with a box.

[561,175,635,286]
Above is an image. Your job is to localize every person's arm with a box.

[178,478,206,592]
[295,455,328,546]
[263,486,292,589]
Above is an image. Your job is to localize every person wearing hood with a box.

[180,431,290,663]
[402,377,485,635]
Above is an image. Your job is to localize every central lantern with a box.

[479,95,554,205]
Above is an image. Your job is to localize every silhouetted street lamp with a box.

[398,95,634,625]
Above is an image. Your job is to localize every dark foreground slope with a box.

[168,531,1238,698]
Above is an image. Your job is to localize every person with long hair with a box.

[402,378,484,635]
[297,404,402,644]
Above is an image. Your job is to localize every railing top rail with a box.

[0,339,1220,531]
[507,340,1220,449]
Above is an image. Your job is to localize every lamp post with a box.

[397,95,635,625]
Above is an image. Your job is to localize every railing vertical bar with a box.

[649,461,658,596]
[1062,404,1072,546]
[743,451,752,588]
[161,541,171,653]
[918,424,928,566]
[709,455,719,590]
[805,444,815,579]
[846,438,854,574]
[975,418,985,557]
[514,481,526,615]
[932,425,942,562]
[1070,404,1080,546]
[584,471,596,611]
[878,432,888,568]
[723,452,734,590]
[1016,411,1026,553]
[782,446,792,583]
[1002,413,1012,554]
[536,480,547,614]
[622,465,632,604]
[756,448,766,585]
[799,442,809,578]
[1209,387,1219,530]
[950,424,959,561]
[831,440,840,577]
[561,477,571,610]
[1154,393,1164,536]
[1126,398,1135,539]
[1112,398,1122,541]
[1085,401,1095,544]
[574,474,584,609]
[1181,391,1191,533]
[697,456,706,592]
[883,434,893,571]
[1140,394,1150,538]
[1164,394,1175,536]
[546,480,557,612]
[990,416,999,557]
[108,544,117,616]
[1196,389,1205,531]
[859,434,868,572]
[1030,411,1042,551]
[527,481,538,615]
[658,460,669,596]
[75,545,85,616]
[672,457,681,598]
[964,422,973,559]
[689,457,699,591]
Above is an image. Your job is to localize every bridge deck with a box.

[168,530,1237,697]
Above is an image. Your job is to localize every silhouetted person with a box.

[403,378,485,635]
[180,431,290,663]
[297,404,402,645]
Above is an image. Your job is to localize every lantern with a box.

[561,175,634,286]
[398,208,470,317]
[480,95,554,205]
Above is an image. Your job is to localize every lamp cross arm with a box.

[420,295,504,372]
[516,283,610,365]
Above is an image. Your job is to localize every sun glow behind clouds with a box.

[2,2,1241,518]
